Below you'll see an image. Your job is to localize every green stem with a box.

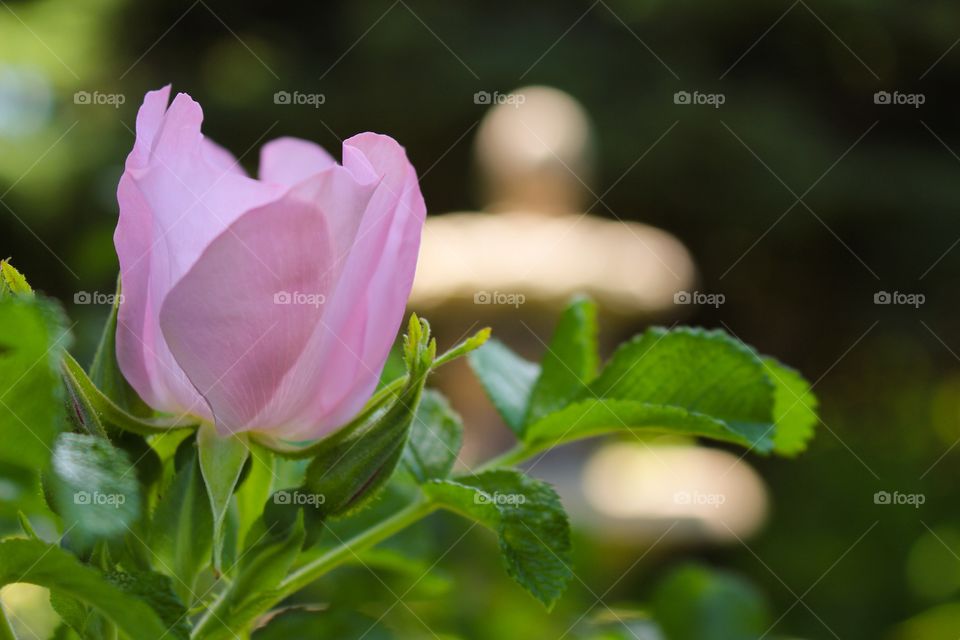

[274,443,531,594]
[0,602,17,640]
[190,499,437,640]
[476,443,531,471]
[277,498,438,596]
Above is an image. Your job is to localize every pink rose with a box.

[114,86,425,440]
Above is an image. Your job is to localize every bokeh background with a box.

[4,0,960,638]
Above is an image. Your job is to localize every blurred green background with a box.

[4,0,960,638]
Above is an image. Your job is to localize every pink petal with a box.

[158,166,378,434]
[277,133,426,439]
[115,91,281,417]
[259,137,335,187]
[202,138,247,176]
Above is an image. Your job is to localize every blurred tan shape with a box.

[410,85,695,319]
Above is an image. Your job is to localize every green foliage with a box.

[425,470,572,609]
[352,546,452,596]
[0,287,816,639]
[433,326,491,367]
[150,440,213,605]
[470,299,817,457]
[191,514,305,640]
[62,353,196,435]
[586,327,775,449]
[252,608,392,640]
[524,398,762,450]
[106,570,190,640]
[0,538,170,639]
[0,259,33,296]
[234,443,275,548]
[0,294,70,515]
[47,432,141,547]
[50,589,111,640]
[400,389,463,483]
[197,425,249,570]
[468,338,540,435]
[52,570,190,640]
[651,564,771,640]
[763,357,819,456]
[525,296,599,425]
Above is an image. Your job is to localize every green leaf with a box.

[50,589,110,640]
[88,276,150,415]
[524,399,764,452]
[763,357,819,456]
[525,297,599,426]
[108,570,190,640]
[0,295,70,514]
[468,339,540,436]
[0,538,170,639]
[151,440,213,605]
[651,564,770,640]
[401,389,463,483]
[0,259,33,296]
[516,327,820,457]
[587,328,775,449]
[425,470,572,608]
[198,425,250,571]
[52,570,190,640]
[48,433,141,546]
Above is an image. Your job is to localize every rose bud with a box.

[115,86,425,440]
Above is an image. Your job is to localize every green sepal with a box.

[301,315,435,519]
[62,353,197,435]
[197,425,250,571]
